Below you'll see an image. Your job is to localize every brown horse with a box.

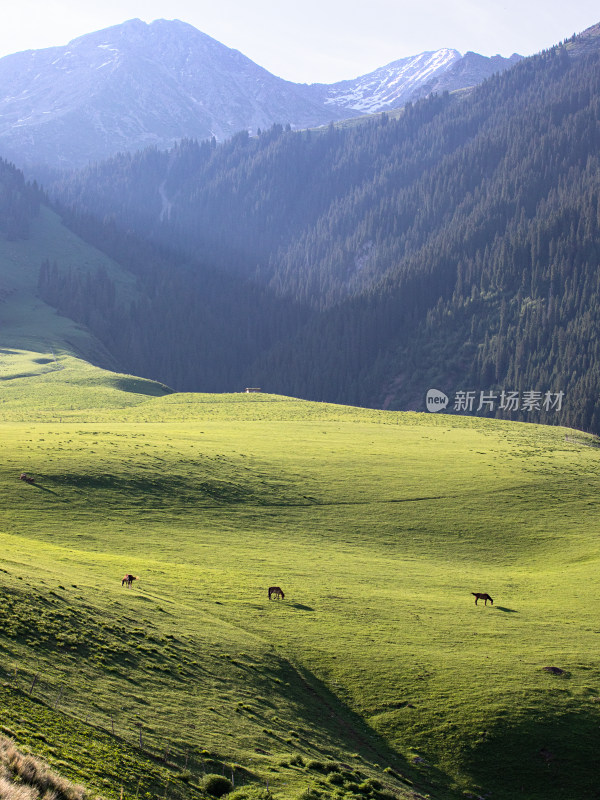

[268,586,284,600]
[472,592,493,605]
[122,574,137,588]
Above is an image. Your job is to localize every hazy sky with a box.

[2,0,599,83]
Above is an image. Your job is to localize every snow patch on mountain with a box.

[324,49,462,112]
[0,19,522,168]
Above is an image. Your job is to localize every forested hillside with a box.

[0,157,43,306]
[0,158,42,241]
[37,215,310,392]
[41,26,600,431]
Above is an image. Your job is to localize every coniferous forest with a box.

[0,159,41,242]
[29,28,600,433]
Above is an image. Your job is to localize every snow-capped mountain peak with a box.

[0,20,521,168]
[323,49,462,112]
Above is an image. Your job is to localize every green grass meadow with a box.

[0,349,599,800]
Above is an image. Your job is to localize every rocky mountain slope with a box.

[0,18,520,168]
[411,50,522,100]
[318,49,463,113]
[0,19,345,168]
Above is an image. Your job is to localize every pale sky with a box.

[2,0,599,83]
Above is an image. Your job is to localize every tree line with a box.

[35,32,600,432]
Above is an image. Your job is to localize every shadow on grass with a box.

[495,606,518,613]
[466,707,600,799]
[32,483,59,496]
[291,602,314,611]
[40,471,292,507]
[109,376,173,396]
[272,655,448,798]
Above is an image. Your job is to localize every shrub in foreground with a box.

[202,774,234,798]
[228,788,274,800]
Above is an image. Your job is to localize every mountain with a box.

[410,50,523,100]
[43,22,600,434]
[316,49,519,114]
[0,19,345,168]
[318,49,463,113]
[0,156,139,370]
[0,153,310,397]
[0,18,520,169]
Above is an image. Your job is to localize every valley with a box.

[0,354,598,800]
[0,14,598,800]
[43,27,600,433]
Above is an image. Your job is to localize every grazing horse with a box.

[19,473,35,484]
[268,586,285,600]
[472,592,493,605]
[122,574,137,588]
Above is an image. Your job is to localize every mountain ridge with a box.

[316,48,463,113]
[0,18,520,168]
[41,24,600,434]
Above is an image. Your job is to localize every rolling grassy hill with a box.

[0,345,598,800]
[0,202,598,798]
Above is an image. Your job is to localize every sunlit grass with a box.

[2,186,596,798]
[0,353,598,800]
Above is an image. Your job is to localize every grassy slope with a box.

[0,357,598,800]
[0,212,598,799]
[0,204,137,366]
